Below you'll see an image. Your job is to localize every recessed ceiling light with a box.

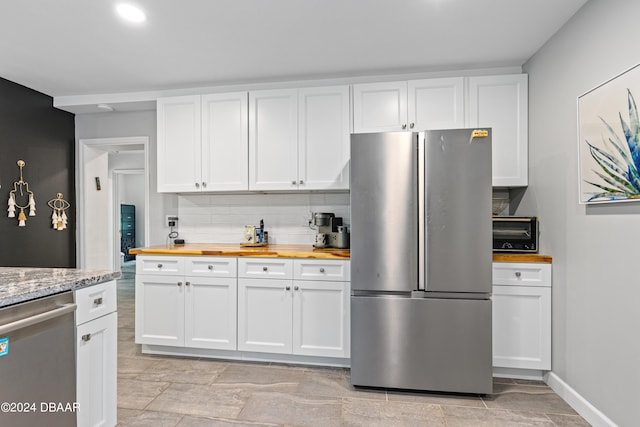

[97,103,114,112]
[116,3,146,23]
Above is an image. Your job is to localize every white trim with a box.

[77,136,150,269]
[545,372,618,427]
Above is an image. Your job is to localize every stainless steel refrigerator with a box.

[350,129,493,394]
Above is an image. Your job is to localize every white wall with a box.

[521,0,640,425]
[177,193,349,244]
[82,146,110,269]
[76,111,177,245]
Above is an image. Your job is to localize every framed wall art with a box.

[578,63,640,204]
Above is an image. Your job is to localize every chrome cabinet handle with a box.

[157,263,163,268]
[515,272,522,278]
[263,266,268,272]
[402,124,407,129]
[93,297,103,306]
[286,286,291,291]
[319,268,325,273]
[195,182,200,188]
[178,281,183,286]
[202,182,207,188]
[299,180,304,184]
[294,286,299,291]
[410,122,415,129]
[82,333,91,342]
[208,265,213,270]
[185,281,191,286]
[291,180,296,185]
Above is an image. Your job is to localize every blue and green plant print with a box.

[584,89,640,201]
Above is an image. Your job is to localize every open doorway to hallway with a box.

[77,136,150,271]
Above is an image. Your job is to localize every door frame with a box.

[77,136,150,269]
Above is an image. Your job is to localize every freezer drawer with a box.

[350,296,492,394]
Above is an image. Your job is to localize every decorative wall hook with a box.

[48,193,71,231]
[8,160,36,227]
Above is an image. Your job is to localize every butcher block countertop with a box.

[129,243,351,259]
[492,253,552,263]
[131,243,551,263]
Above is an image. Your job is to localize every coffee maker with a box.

[312,212,349,249]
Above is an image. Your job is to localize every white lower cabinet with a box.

[135,256,237,350]
[237,258,350,358]
[492,262,552,371]
[75,280,117,427]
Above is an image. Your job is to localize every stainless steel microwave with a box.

[492,216,538,252]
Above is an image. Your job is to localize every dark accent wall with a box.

[0,77,76,267]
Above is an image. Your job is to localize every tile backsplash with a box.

[177,193,350,245]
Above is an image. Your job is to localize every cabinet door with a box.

[184,277,237,350]
[292,281,350,358]
[492,285,551,370]
[249,89,298,190]
[135,274,185,346]
[237,278,293,353]
[298,85,351,190]
[76,312,117,427]
[408,77,465,130]
[202,92,249,191]
[157,95,203,192]
[352,81,407,133]
[468,74,528,187]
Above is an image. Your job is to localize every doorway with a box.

[77,136,150,270]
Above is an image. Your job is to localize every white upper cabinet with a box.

[157,93,249,193]
[249,85,351,191]
[201,92,249,191]
[298,85,350,190]
[408,77,465,130]
[353,77,464,133]
[468,74,528,187]
[353,81,407,133]
[157,95,202,192]
[249,89,299,191]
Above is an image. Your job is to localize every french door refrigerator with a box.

[350,129,493,394]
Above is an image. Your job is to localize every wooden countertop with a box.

[130,244,551,263]
[492,253,552,263]
[129,243,351,259]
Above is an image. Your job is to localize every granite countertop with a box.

[130,243,351,259]
[0,268,121,308]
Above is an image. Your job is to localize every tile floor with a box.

[116,263,591,426]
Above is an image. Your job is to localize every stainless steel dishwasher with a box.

[0,291,77,427]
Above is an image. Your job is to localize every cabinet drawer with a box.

[186,257,237,277]
[492,262,551,287]
[75,280,117,325]
[238,258,293,279]
[293,260,350,281]
[137,256,185,275]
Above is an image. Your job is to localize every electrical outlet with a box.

[166,215,178,227]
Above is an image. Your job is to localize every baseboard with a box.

[545,372,617,427]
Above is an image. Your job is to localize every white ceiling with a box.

[0,0,588,113]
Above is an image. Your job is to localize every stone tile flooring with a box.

[116,265,591,426]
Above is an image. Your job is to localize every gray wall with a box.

[75,111,177,246]
[521,0,640,424]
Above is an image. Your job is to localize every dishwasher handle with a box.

[0,303,77,335]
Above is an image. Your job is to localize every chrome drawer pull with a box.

[515,272,522,278]
[294,286,299,291]
[93,297,103,306]
[185,281,191,286]
[208,265,213,270]
[285,286,291,291]
[178,281,183,286]
[319,268,325,273]
[263,266,268,272]
[82,333,91,342]
[157,263,163,269]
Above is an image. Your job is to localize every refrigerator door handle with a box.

[418,132,426,291]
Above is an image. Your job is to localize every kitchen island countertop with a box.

[0,268,121,308]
